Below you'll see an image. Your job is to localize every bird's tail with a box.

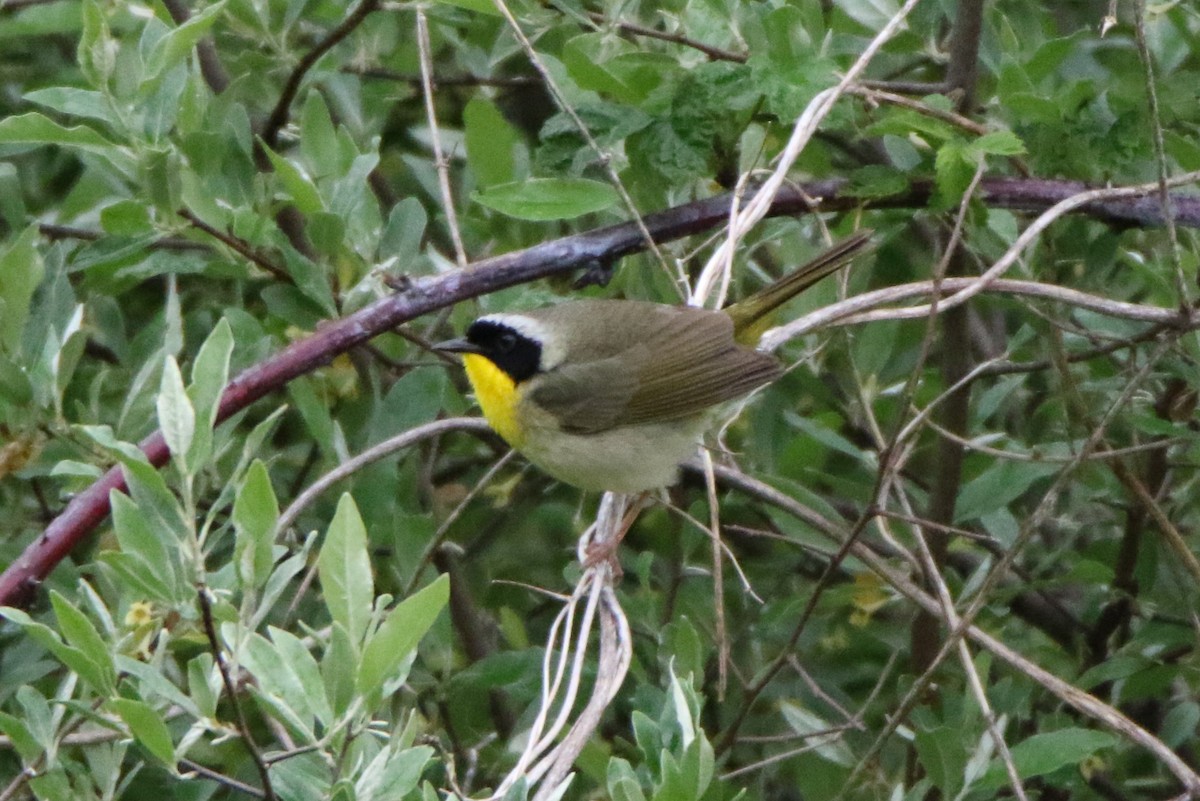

[724,230,873,340]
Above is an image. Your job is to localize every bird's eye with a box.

[496,332,517,353]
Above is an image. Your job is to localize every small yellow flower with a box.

[125,601,154,628]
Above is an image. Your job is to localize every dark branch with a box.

[342,66,539,88]
[944,0,986,109]
[38,223,210,253]
[586,12,747,63]
[259,0,381,154]
[178,208,292,283]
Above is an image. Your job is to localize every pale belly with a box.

[517,408,709,493]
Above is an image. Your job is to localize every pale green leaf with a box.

[233,460,278,589]
[358,574,449,703]
[318,494,373,644]
[157,355,195,463]
[109,698,176,766]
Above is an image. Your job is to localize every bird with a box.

[435,231,871,493]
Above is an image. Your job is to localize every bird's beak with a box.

[433,337,483,355]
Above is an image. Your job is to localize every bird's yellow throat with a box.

[462,353,525,447]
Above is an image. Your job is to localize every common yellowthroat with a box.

[436,232,871,492]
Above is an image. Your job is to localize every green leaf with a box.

[307,211,345,257]
[23,86,112,125]
[780,701,854,766]
[845,165,910,199]
[932,137,975,209]
[185,317,233,471]
[120,455,192,545]
[272,752,332,801]
[49,590,115,693]
[188,318,233,433]
[0,112,121,156]
[240,631,318,738]
[109,698,176,767]
[233,460,279,589]
[318,494,374,644]
[157,355,195,464]
[955,460,1058,523]
[378,197,427,262]
[322,622,357,717]
[607,758,647,801]
[357,574,449,704]
[430,0,502,15]
[0,606,113,694]
[356,745,434,801]
[563,33,637,101]
[187,654,218,719]
[269,626,332,727]
[0,712,40,762]
[262,143,325,214]
[979,728,1116,788]
[464,97,517,188]
[972,129,1027,157]
[472,178,619,221]
[864,106,958,142]
[679,735,715,801]
[108,492,179,602]
[99,200,152,236]
[0,226,43,353]
[0,163,24,232]
[913,726,968,796]
[1161,702,1200,749]
[300,92,341,178]
[839,0,901,30]
[143,1,227,84]
[631,710,661,764]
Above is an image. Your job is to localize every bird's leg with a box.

[582,492,651,572]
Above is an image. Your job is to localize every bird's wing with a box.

[528,308,780,434]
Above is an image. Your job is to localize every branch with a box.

[585,11,747,63]
[259,0,381,154]
[3,176,1200,606]
[944,0,986,108]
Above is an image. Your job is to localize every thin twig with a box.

[406,450,516,595]
[416,10,468,269]
[701,449,729,698]
[764,276,1197,348]
[178,208,292,283]
[342,65,538,87]
[197,585,276,801]
[277,417,494,536]
[38,223,210,252]
[585,11,746,63]
[179,758,268,799]
[260,0,381,153]
[768,172,1200,342]
[1130,0,1188,306]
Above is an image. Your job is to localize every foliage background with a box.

[0,0,1198,800]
